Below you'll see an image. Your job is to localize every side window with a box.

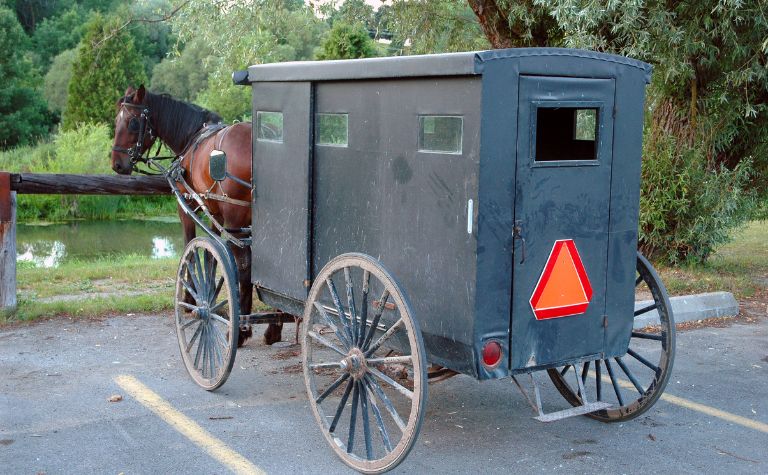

[316,113,348,147]
[256,111,283,143]
[535,107,599,162]
[419,115,463,154]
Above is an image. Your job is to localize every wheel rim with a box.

[303,253,427,474]
[547,252,676,422]
[175,237,239,391]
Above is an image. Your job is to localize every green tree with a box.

[389,0,490,54]
[62,13,148,130]
[316,21,378,60]
[150,39,212,101]
[325,0,375,28]
[0,5,52,148]
[170,0,326,121]
[122,0,174,74]
[30,5,90,67]
[43,47,78,115]
[5,0,76,32]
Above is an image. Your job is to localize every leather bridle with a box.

[112,100,157,169]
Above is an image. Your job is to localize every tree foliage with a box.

[150,38,212,101]
[30,4,90,68]
[389,0,490,54]
[62,13,147,130]
[170,0,326,121]
[316,21,377,60]
[0,5,52,148]
[457,0,765,263]
[43,47,78,115]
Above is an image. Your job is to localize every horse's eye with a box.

[128,117,140,132]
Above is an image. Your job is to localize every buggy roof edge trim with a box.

[244,48,651,83]
[247,51,480,82]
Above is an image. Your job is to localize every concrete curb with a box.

[633,291,739,329]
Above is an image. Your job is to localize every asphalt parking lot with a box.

[1,311,766,474]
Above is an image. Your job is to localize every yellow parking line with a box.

[115,375,265,475]
[660,392,768,434]
[605,374,768,434]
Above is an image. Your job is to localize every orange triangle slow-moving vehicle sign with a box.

[530,239,593,320]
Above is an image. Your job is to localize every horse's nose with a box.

[113,160,126,174]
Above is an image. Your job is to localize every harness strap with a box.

[202,192,251,207]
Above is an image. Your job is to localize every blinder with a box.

[112,100,155,167]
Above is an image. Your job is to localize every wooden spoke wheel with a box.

[547,252,676,422]
[175,237,240,391]
[302,253,427,474]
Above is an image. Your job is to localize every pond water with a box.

[16,218,185,268]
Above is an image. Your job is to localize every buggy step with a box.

[534,401,611,423]
[512,370,612,423]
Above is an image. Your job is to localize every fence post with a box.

[0,172,16,311]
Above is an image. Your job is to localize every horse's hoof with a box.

[237,325,252,348]
[263,323,283,345]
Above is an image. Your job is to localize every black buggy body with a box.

[243,48,652,379]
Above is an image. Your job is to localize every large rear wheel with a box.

[302,253,427,474]
[547,252,675,422]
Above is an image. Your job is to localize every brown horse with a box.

[110,85,284,346]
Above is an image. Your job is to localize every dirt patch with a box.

[281,363,303,374]
[272,348,301,360]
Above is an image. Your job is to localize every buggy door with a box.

[510,76,616,370]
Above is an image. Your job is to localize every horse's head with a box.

[111,85,157,175]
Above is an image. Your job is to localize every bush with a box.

[639,105,756,265]
[0,124,175,221]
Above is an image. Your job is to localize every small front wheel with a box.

[302,253,427,474]
[175,237,240,391]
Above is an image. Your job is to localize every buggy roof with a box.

[244,48,652,84]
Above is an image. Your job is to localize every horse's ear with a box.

[135,85,146,103]
[125,86,135,96]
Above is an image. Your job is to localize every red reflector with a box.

[482,341,502,368]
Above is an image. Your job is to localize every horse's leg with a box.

[231,243,254,347]
[179,204,196,244]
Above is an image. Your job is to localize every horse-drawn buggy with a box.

[111,48,675,473]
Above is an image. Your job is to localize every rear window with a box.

[535,107,599,162]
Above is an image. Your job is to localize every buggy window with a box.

[316,113,348,147]
[256,111,283,143]
[419,116,463,154]
[535,107,599,162]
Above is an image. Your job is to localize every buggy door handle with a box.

[513,220,526,264]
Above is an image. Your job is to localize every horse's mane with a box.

[145,92,223,153]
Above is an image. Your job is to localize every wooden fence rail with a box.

[0,172,172,310]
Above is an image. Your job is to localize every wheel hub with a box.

[341,347,367,380]
[193,303,210,322]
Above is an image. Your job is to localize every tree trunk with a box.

[467,0,514,48]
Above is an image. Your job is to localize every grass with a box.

[1,255,177,324]
[2,293,174,324]
[656,220,767,299]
